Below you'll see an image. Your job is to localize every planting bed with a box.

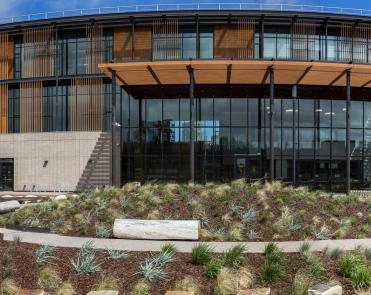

[0,181,369,242]
[0,240,370,295]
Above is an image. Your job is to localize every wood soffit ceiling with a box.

[98,60,371,88]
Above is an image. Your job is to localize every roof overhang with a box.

[98,60,371,88]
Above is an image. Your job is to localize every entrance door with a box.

[0,159,14,191]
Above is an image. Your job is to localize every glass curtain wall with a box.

[120,86,371,190]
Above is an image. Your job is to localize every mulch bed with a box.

[0,241,358,295]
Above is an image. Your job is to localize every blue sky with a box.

[1,0,371,18]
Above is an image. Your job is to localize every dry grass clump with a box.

[214,267,254,295]
[0,278,19,295]
[37,267,62,290]
[96,275,118,291]
[175,276,201,295]
[55,282,76,295]
[130,281,150,295]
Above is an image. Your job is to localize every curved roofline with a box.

[1,2,371,27]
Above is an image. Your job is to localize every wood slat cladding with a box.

[215,19,255,59]
[86,23,104,74]
[0,84,8,133]
[114,27,132,62]
[353,24,371,63]
[0,32,13,80]
[20,81,43,133]
[114,26,152,61]
[70,78,104,131]
[340,24,353,63]
[292,21,317,60]
[153,19,180,60]
[23,27,55,78]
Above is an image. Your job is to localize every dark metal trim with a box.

[188,65,195,182]
[292,84,297,185]
[269,67,274,182]
[346,70,351,194]
[226,64,232,84]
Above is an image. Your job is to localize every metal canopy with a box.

[99,60,371,88]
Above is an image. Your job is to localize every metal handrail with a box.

[1,2,371,25]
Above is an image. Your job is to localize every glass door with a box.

[0,159,14,191]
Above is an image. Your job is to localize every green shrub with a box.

[0,279,19,295]
[106,250,129,260]
[350,264,371,289]
[130,281,150,295]
[223,245,246,268]
[340,254,365,277]
[340,254,371,288]
[206,258,224,278]
[327,247,343,261]
[191,244,213,265]
[261,242,285,282]
[161,243,177,254]
[35,245,57,266]
[96,276,118,291]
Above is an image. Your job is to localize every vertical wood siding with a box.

[23,27,55,78]
[153,19,180,60]
[214,19,255,59]
[20,81,43,133]
[86,23,104,74]
[292,21,317,60]
[70,78,104,131]
[0,84,8,133]
[0,32,13,80]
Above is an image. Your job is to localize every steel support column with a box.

[111,70,121,187]
[189,66,195,183]
[269,67,274,182]
[346,70,351,194]
[292,85,297,185]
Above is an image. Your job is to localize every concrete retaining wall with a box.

[0,131,104,191]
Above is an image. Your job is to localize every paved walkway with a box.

[0,228,370,253]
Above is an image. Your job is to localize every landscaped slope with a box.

[0,180,370,241]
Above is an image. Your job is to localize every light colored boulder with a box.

[113,219,199,240]
[25,195,39,199]
[18,290,45,295]
[86,291,119,295]
[0,195,14,199]
[238,288,271,295]
[0,200,21,213]
[308,284,342,295]
[54,195,67,201]
[165,292,194,295]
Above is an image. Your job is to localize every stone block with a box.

[18,290,45,295]
[238,288,271,295]
[165,292,194,295]
[87,291,119,295]
[308,284,342,295]
[0,201,21,214]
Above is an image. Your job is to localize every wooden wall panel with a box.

[20,81,43,133]
[135,26,152,61]
[114,27,132,62]
[23,27,55,78]
[0,32,13,80]
[86,24,104,74]
[0,84,8,133]
[70,78,104,131]
[292,21,316,60]
[215,19,255,59]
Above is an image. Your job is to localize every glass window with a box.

[332,129,346,157]
[299,128,314,156]
[282,99,294,127]
[198,98,213,126]
[351,101,363,128]
[163,99,179,128]
[146,99,162,127]
[248,99,259,126]
[351,129,363,158]
[200,26,213,59]
[317,128,331,156]
[231,128,247,153]
[231,99,247,126]
[299,99,314,127]
[364,101,371,128]
[332,100,346,128]
[214,98,230,127]
[8,88,20,133]
[248,128,259,154]
[318,100,331,127]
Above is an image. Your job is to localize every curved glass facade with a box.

[117,85,371,191]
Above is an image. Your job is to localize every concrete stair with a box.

[76,132,111,191]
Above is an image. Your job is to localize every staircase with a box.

[76,132,112,192]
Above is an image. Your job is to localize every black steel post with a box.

[292,85,297,185]
[189,66,195,183]
[346,70,351,194]
[269,67,274,182]
[111,70,121,187]
[260,15,264,59]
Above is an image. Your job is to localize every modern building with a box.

[1,4,371,192]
